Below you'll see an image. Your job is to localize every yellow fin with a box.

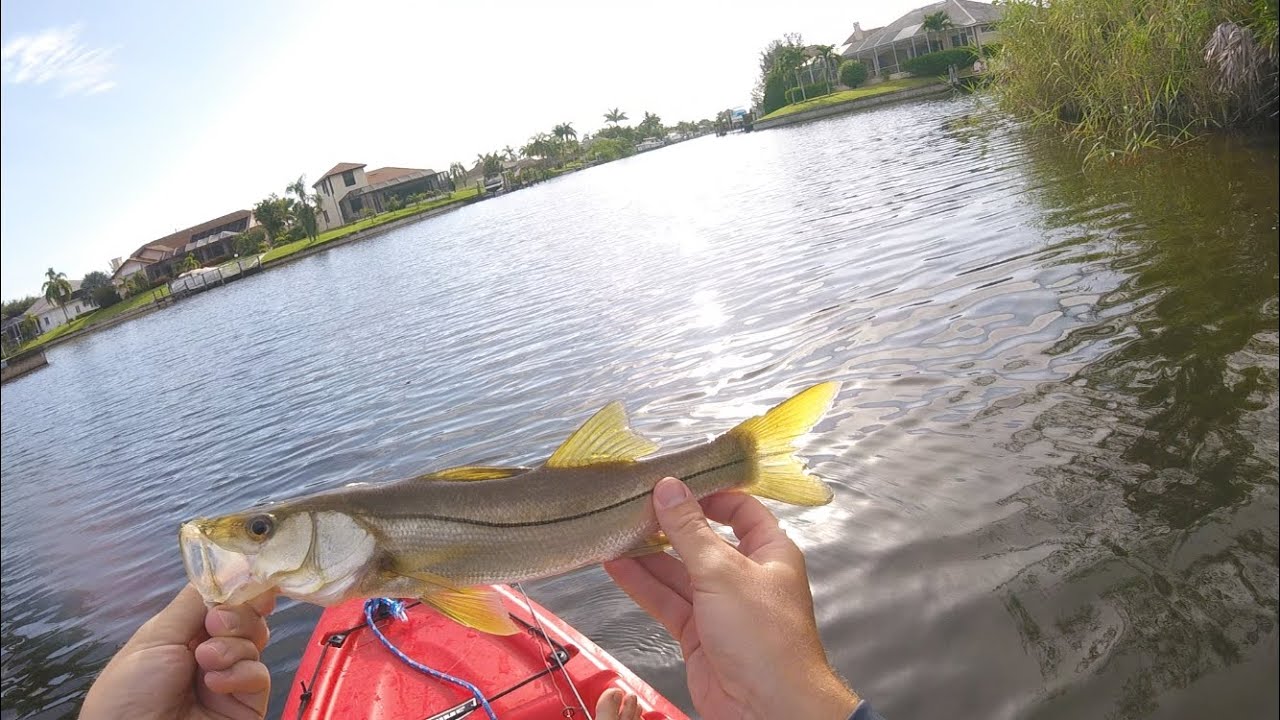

[416,466,531,482]
[390,566,519,635]
[421,586,519,635]
[546,401,659,468]
[622,532,671,558]
[728,382,840,506]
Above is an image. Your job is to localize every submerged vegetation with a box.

[994,0,1279,159]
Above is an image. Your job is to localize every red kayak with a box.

[282,585,689,719]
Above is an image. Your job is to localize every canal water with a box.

[2,94,1276,719]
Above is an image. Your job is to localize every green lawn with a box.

[17,285,171,352]
[261,187,481,264]
[760,78,943,120]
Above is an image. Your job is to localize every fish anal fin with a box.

[415,466,531,482]
[622,532,671,558]
[546,401,660,468]
[387,566,518,635]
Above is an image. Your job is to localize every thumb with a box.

[652,477,734,578]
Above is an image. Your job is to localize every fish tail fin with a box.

[728,382,839,506]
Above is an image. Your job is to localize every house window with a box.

[74,304,81,313]
[324,178,332,195]
[342,170,356,187]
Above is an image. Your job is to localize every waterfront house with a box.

[312,163,454,232]
[25,279,98,332]
[111,210,257,294]
[840,0,1003,79]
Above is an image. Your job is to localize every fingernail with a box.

[215,608,239,632]
[654,478,691,509]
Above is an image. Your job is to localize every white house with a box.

[26,280,98,332]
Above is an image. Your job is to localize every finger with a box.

[204,659,270,694]
[206,603,271,651]
[125,584,208,651]
[200,660,270,720]
[701,492,801,563]
[596,688,624,720]
[621,692,640,720]
[247,590,277,618]
[194,636,260,672]
[651,478,738,578]
[604,557,692,639]
[633,551,692,603]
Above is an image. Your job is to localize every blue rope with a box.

[363,597,499,720]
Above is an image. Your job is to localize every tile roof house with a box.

[111,210,257,291]
[840,0,1003,78]
[312,162,454,232]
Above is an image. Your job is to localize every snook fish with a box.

[180,382,840,634]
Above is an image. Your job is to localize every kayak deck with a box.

[282,585,688,720]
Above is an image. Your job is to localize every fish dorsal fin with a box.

[416,466,531,482]
[545,401,659,468]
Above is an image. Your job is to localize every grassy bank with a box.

[759,78,942,120]
[262,186,481,264]
[994,0,1279,159]
[17,286,172,352]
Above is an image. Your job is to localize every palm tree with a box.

[922,11,954,54]
[286,175,320,242]
[179,254,201,273]
[502,145,517,162]
[40,268,73,324]
[449,162,467,186]
[604,108,628,126]
[813,44,840,86]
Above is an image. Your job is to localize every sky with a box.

[1,0,929,299]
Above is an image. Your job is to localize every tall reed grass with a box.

[993,0,1278,159]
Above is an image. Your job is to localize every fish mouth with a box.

[180,522,271,606]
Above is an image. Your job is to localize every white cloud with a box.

[1,24,117,96]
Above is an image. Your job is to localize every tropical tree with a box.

[449,162,467,189]
[178,254,201,273]
[252,194,293,243]
[637,111,665,139]
[286,175,321,243]
[80,271,111,292]
[477,152,504,178]
[40,268,73,324]
[812,44,841,86]
[604,108,628,125]
[922,11,954,53]
[502,145,517,162]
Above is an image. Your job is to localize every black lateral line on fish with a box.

[388,457,749,528]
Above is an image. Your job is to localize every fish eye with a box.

[245,514,275,540]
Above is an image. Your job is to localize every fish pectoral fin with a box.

[421,586,520,636]
[415,466,532,482]
[546,401,660,468]
[622,532,671,558]
[388,566,519,636]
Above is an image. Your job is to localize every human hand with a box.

[80,584,275,720]
[605,478,859,720]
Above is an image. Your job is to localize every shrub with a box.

[91,285,121,309]
[281,224,306,243]
[784,82,834,104]
[839,60,869,88]
[994,0,1279,157]
[762,70,788,114]
[234,227,269,256]
[386,195,405,212]
[903,48,977,76]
